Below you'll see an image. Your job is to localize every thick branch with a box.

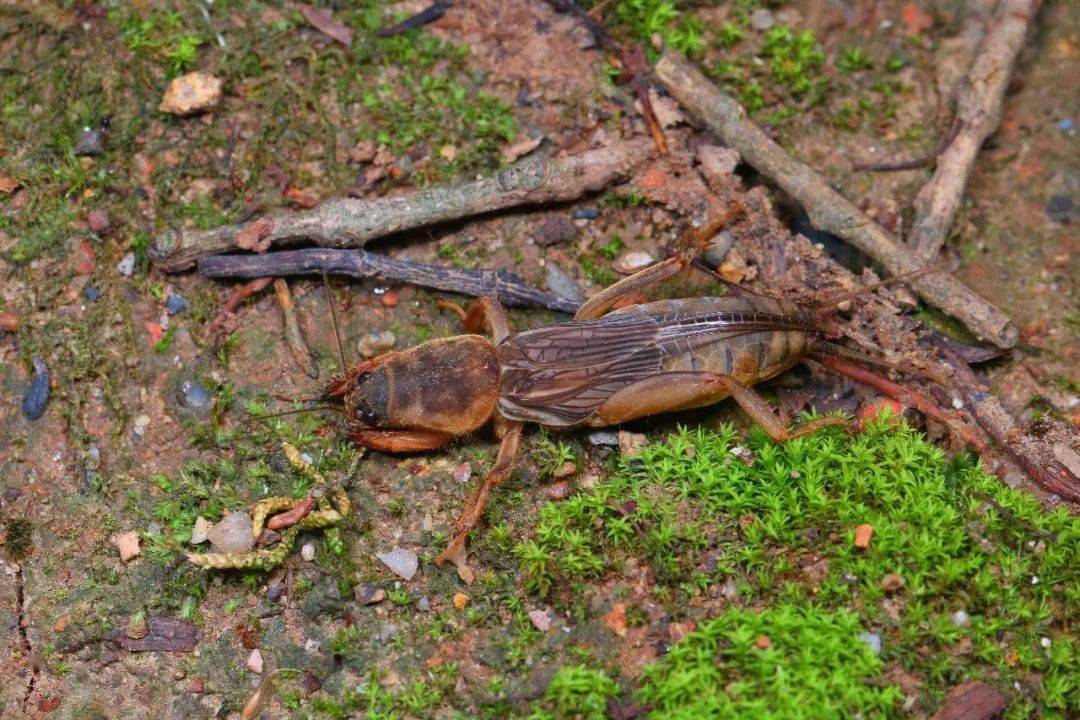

[151,139,654,272]
[911,0,1038,260]
[655,52,1018,349]
[198,248,581,314]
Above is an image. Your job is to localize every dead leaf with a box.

[603,603,628,636]
[900,3,933,36]
[284,187,318,208]
[235,217,274,253]
[0,175,20,194]
[241,675,275,720]
[503,134,543,162]
[113,531,141,562]
[298,4,353,47]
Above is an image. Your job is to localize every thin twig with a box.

[941,348,1079,500]
[854,117,962,171]
[273,279,319,379]
[654,52,1018,349]
[377,0,451,37]
[909,0,1039,260]
[969,491,1058,541]
[199,248,581,314]
[207,276,273,344]
[150,140,653,272]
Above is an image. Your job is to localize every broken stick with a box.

[655,52,1018,349]
[198,248,581,314]
[151,139,654,272]
[909,0,1039,261]
[273,278,319,379]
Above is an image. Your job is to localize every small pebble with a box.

[614,250,655,274]
[452,462,472,484]
[528,609,552,631]
[702,232,734,267]
[617,431,648,456]
[1045,194,1074,224]
[300,543,316,562]
[854,523,874,549]
[357,330,396,358]
[355,584,387,605]
[545,262,585,303]
[1040,637,1052,649]
[206,512,255,554]
[190,516,211,545]
[376,547,419,580]
[180,379,212,411]
[879,573,905,592]
[375,622,399,644]
[166,292,189,315]
[951,397,964,410]
[755,634,771,649]
[453,592,469,610]
[536,215,579,246]
[159,71,223,115]
[304,638,322,655]
[858,632,882,655]
[588,431,619,446]
[246,649,263,674]
[114,531,141,562]
[21,356,50,420]
[87,209,110,234]
[85,287,101,302]
[267,579,286,602]
[951,610,970,627]
[545,481,572,501]
[572,207,599,220]
[75,126,105,156]
[417,596,431,612]
[116,252,135,277]
[132,414,151,437]
[381,289,399,307]
[750,8,775,30]
[1057,118,1075,133]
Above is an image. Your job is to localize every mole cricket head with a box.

[321,335,501,438]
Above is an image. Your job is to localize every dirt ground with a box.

[0,1,1076,719]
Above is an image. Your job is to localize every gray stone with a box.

[858,631,882,655]
[206,512,254,554]
[376,547,418,580]
[116,252,135,277]
[750,8,774,30]
[546,263,584,303]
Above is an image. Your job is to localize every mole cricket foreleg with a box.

[436,421,524,565]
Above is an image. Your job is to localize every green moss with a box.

[522,665,620,720]
[514,422,1079,717]
[639,606,899,718]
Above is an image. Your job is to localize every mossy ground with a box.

[1,1,1076,718]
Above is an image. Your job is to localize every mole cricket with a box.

[276,205,939,565]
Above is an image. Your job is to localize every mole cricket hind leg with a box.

[573,203,744,321]
[436,421,524,565]
[592,371,847,441]
[711,375,849,441]
[350,429,453,453]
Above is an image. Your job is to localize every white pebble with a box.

[951,397,964,409]
[950,610,970,627]
[1040,637,1052,649]
[246,649,263,674]
[300,543,316,561]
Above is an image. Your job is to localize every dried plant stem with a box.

[151,139,654,272]
[655,52,1017,349]
[910,0,1039,260]
[273,279,319,379]
[199,248,581,314]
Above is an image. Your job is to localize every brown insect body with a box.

[497,295,814,427]
[305,205,936,564]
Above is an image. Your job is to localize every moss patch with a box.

[515,422,1079,717]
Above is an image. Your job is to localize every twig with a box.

[151,140,653,272]
[377,0,450,37]
[199,248,581,314]
[909,0,1039,260]
[206,277,273,341]
[941,348,1079,500]
[654,52,1018,349]
[854,117,962,171]
[273,279,319,379]
[623,46,669,155]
